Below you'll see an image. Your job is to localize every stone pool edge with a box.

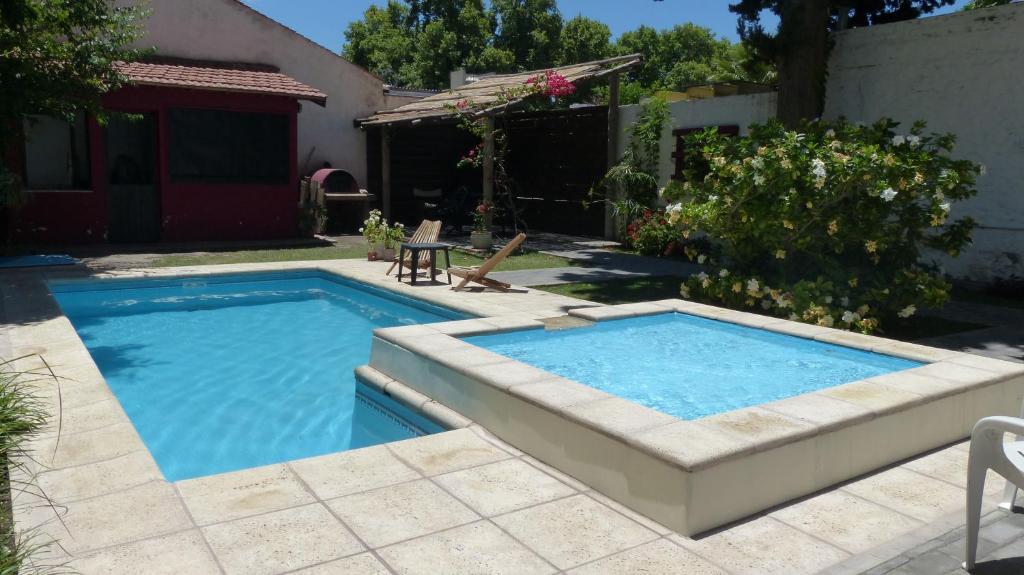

[367,298,1024,536]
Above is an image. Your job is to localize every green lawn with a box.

[151,244,575,271]
[535,276,685,304]
[537,275,988,342]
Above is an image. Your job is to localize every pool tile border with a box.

[367,298,1024,535]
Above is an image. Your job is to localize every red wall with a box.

[11,85,300,244]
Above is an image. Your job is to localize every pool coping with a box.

[366,298,1024,535]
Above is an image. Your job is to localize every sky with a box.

[240,0,969,54]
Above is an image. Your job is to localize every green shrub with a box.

[666,118,980,333]
[627,208,684,256]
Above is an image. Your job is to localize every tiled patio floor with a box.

[1,258,1017,574]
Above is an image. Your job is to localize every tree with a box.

[342,1,415,85]
[963,0,1013,9]
[730,0,954,127]
[490,0,563,70]
[557,16,611,65]
[0,0,145,155]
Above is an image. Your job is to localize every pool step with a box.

[355,365,472,431]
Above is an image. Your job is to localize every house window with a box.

[22,113,91,190]
[670,125,739,181]
[167,108,289,185]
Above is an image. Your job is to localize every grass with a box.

[537,275,989,342]
[536,276,685,304]
[151,245,576,271]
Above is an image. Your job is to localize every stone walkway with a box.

[2,258,1023,574]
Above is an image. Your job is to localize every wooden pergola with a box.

[356,54,641,238]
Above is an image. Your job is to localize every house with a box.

[9,0,389,243]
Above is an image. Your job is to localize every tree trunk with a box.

[775,0,831,128]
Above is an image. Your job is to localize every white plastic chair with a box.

[965,407,1024,571]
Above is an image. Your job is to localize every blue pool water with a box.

[466,313,922,421]
[52,271,465,481]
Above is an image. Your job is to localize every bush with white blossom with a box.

[665,118,980,334]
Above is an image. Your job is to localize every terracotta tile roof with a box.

[115,58,327,105]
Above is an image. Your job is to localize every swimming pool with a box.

[51,271,465,481]
[465,312,922,420]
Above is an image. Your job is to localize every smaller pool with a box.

[465,313,922,420]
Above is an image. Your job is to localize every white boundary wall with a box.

[825,3,1024,280]
[617,92,777,190]
[118,0,387,183]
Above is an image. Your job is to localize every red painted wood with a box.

[9,85,301,243]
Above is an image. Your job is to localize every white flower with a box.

[824,128,836,139]
[761,299,772,310]
[708,194,719,202]
[907,135,921,148]
[820,315,835,327]
[979,165,987,176]
[680,285,691,299]
[697,254,707,264]
[841,310,860,324]
[753,174,766,186]
[751,157,764,171]
[746,279,760,293]
[719,269,730,278]
[811,159,827,180]
[940,202,951,213]
[788,313,800,321]
[897,305,917,318]
[824,295,833,304]
[892,135,906,146]
[880,187,898,202]
[666,202,682,214]
[840,296,850,307]
[696,272,709,282]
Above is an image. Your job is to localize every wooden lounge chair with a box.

[386,219,441,276]
[447,233,526,292]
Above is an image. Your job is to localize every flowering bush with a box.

[457,142,484,169]
[472,200,494,233]
[626,208,686,256]
[525,70,576,98]
[360,209,386,245]
[667,119,980,333]
[384,222,405,249]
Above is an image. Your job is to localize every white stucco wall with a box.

[617,93,778,188]
[118,0,386,184]
[825,3,1024,280]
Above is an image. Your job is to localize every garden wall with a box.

[617,92,777,190]
[825,3,1024,281]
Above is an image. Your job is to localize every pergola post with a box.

[381,127,392,219]
[604,72,621,240]
[482,116,495,228]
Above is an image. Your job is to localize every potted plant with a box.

[383,221,405,261]
[361,209,385,261]
[470,201,494,250]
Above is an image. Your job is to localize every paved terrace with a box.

[1,258,1020,574]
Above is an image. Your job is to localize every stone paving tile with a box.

[29,422,144,469]
[377,520,555,575]
[327,479,479,548]
[177,463,316,525]
[842,467,969,523]
[433,458,576,517]
[288,444,422,500]
[769,490,924,554]
[386,428,512,476]
[35,450,163,502]
[568,538,728,574]
[37,481,193,555]
[40,398,129,436]
[201,503,363,575]
[69,529,221,575]
[492,494,659,571]
[291,552,392,574]
[672,516,850,575]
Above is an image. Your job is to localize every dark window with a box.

[167,108,289,185]
[670,124,739,181]
[22,113,91,189]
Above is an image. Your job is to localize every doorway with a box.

[105,114,160,242]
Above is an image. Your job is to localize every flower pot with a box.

[373,243,386,258]
[470,231,493,250]
[382,247,396,261]
[367,250,378,261]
